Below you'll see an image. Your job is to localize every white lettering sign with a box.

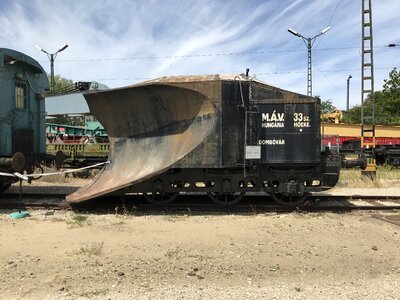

[293,112,311,128]
[261,110,285,128]
[258,139,286,145]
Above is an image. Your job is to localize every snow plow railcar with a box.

[67,74,341,206]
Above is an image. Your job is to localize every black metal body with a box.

[126,78,340,198]
[340,140,400,168]
[68,75,341,204]
[374,145,400,167]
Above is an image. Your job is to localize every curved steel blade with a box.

[66,84,216,202]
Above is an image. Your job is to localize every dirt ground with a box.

[0,204,399,299]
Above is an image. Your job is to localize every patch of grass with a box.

[89,259,104,267]
[376,164,400,179]
[338,165,400,188]
[75,241,104,257]
[51,217,65,222]
[165,247,181,259]
[68,214,89,227]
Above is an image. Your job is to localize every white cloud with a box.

[0,0,399,109]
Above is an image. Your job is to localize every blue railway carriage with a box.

[0,48,48,191]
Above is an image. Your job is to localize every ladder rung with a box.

[363,36,371,40]
[364,9,371,13]
[364,63,372,67]
[363,50,372,53]
[363,23,371,27]
[363,90,372,93]
[363,76,372,80]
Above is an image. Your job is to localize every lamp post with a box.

[288,26,331,96]
[346,75,352,111]
[35,44,68,93]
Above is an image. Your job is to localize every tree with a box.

[342,105,361,124]
[343,67,400,125]
[383,68,400,96]
[320,99,335,113]
[380,68,400,123]
[46,74,74,95]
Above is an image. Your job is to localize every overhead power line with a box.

[39,45,391,64]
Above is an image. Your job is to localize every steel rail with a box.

[1,193,400,213]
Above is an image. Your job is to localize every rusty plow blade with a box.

[66,84,216,202]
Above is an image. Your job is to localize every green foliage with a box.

[381,68,400,122]
[383,68,400,96]
[70,214,89,226]
[75,241,104,256]
[342,106,361,123]
[344,68,400,125]
[50,115,85,126]
[320,99,336,113]
[52,74,74,92]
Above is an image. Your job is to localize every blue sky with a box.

[1,0,399,109]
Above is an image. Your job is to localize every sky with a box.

[0,0,399,110]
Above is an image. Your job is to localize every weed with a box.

[51,217,65,222]
[75,241,104,257]
[68,214,89,227]
[338,166,400,188]
[90,259,103,267]
[165,247,181,259]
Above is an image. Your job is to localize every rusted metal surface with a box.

[66,74,339,203]
[66,84,216,202]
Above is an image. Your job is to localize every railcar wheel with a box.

[143,192,179,205]
[270,192,309,207]
[207,192,245,205]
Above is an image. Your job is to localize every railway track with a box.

[1,191,400,213]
